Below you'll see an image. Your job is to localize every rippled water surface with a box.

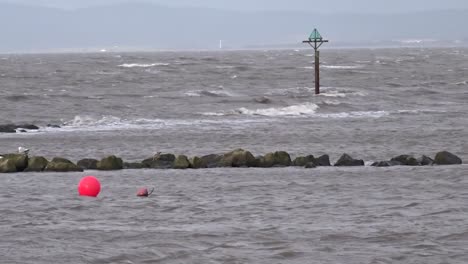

[0,48,467,263]
[1,166,468,264]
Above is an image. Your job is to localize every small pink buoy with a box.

[137,187,154,197]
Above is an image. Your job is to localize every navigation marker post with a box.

[303,29,329,95]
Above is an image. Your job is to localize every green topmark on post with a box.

[303,28,329,95]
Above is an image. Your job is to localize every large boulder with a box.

[142,153,176,169]
[315,155,331,166]
[334,154,364,167]
[77,159,98,170]
[200,154,223,168]
[305,162,317,169]
[174,155,190,169]
[45,157,83,172]
[97,156,123,170]
[0,159,17,173]
[434,151,462,165]
[25,156,49,172]
[391,155,420,166]
[221,149,257,167]
[189,156,207,169]
[293,155,316,167]
[262,151,291,167]
[2,154,28,171]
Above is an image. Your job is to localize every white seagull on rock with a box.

[18,147,30,156]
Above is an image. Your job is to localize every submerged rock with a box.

[45,157,83,172]
[25,156,49,172]
[221,149,257,167]
[174,155,190,169]
[77,159,98,170]
[97,156,123,170]
[334,154,364,167]
[434,151,462,165]
[305,162,317,169]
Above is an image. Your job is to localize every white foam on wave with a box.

[203,103,320,117]
[118,63,170,68]
[38,115,267,133]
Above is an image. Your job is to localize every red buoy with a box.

[78,176,101,197]
[137,187,154,197]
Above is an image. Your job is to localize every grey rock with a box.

[77,159,98,170]
[334,154,364,167]
[434,151,462,165]
[316,155,331,166]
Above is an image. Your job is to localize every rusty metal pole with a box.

[315,50,320,94]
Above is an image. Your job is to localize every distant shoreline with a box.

[1,43,468,55]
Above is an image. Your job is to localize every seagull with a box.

[18,147,30,156]
[152,152,161,161]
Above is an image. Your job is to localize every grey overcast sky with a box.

[3,0,468,13]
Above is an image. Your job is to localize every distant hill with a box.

[0,3,467,52]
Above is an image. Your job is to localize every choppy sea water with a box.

[0,48,467,263]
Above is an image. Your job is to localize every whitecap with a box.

[233,103,319,117]
[118,63,170,68]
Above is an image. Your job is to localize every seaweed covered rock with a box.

[221,149,257,167]
[25,156,49,172]
[293,155,316,167]
[261,151,291,167]
[391,155,420,166]
[174,155,190,169]
[200,154,223,168]
[77,159,98,170]
[45,157,83,172]
[0,159,17,173]
[189,156,207,169]
[434,151,462,165]
[142,153,176,169]
[97,156,123,170]
[1,154,28,172]
[334,154,364,167]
